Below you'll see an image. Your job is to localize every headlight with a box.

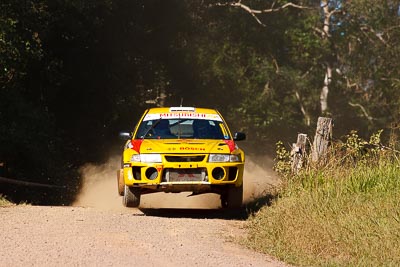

[131,154,141,162]
[208,154,241,162]
[130,154,162,163]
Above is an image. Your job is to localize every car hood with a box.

[139,139,233,154]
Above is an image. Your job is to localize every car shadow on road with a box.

[139,192,277,220]
[138,207,248,220]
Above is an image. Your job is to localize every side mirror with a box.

[119,132,132,140]
[233,132,246,141]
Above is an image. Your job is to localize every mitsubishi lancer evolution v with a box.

[117,107,246,208]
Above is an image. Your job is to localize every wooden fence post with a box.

[291,133,307,174]
[312,117,333,164]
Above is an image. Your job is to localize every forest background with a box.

[1,0,399,204]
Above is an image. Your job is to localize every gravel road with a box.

[0,205,286,267]
[0,156,286,266]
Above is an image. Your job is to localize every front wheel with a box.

[221,184,243,209]
[123,185,141,207]
[117,169,124,196]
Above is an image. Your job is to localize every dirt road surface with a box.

[0,205,287,267]
[0,156,287,266]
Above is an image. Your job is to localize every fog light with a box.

[212,167,225,180]
[145,167,158,180]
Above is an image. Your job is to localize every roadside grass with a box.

[244,133,400,266]
[0,195,13,206]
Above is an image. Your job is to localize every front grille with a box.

[164,155,205,162]
[163,168,208,182]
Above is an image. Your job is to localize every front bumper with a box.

[123,154,244,192]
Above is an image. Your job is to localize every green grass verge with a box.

[244,157,400,266]
[0,195,13,206]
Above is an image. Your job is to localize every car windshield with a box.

[135,119,230,140]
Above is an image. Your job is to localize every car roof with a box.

[146,107,219,115]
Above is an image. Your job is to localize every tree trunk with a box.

[320,65,332,113]
[320,0,334,114]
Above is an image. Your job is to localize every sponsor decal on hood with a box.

[137,139,232,154]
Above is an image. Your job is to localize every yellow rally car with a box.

[117,107,246,208]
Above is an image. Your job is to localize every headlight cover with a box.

[131,154,162,163]
[208,154,241,162]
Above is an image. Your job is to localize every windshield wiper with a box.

[141,118,162,139]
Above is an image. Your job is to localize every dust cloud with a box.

[73,155,280,210]
[72,156,123,210]
[242,155,281,203]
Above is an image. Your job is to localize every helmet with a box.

[193,120,210,138]
[154,120,172,136]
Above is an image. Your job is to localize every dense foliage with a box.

[1,0,399,203]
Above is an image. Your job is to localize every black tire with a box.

[221,184,243,209]
[123,185,141,207]
[117,169,124,196]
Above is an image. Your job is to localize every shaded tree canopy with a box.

[1,0,399,203]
